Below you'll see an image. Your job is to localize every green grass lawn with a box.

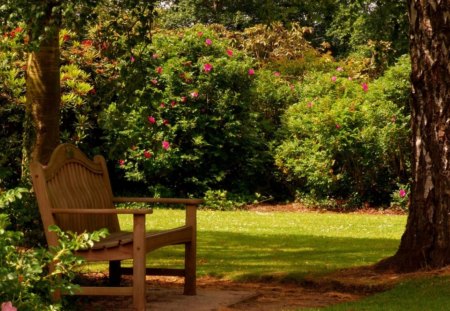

[82,209,450,309]
[305,276,450,311]
[93,208,406,282]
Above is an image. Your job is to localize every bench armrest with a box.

[51,208,153,215]
[113,197,203,205]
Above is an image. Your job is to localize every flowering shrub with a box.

[275,56,411,205]
[99,25,277,197]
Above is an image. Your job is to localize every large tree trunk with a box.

[27,29,61,165]
[378,0,450,271]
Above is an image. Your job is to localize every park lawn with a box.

[84,208,406,281]
[304,275,450,311]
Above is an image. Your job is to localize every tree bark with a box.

[377,0,450,271]
[27,29,61,165]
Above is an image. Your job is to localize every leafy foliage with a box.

[0,215,108,311]
[275,56,411,205]
[98,25,276,198]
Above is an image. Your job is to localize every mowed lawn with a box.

[105,208,407,282]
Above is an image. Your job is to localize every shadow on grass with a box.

[146,230,399,283]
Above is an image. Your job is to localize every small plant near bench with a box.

[0,212,107,310]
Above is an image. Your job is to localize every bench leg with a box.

[183,241,196,295]
[109,260,121,286]
[133,214,147,311]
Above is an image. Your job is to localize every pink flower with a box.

[307,102,313,108]
[226,49,233,57]
[205,38,212,46]
[331,76,337,82]
[348,76,353,81]
[248,68,255,76]
[152,53,159,59]
[130,56,135,63]
[2,301,17,311]
[274,72,281,77]
[160,102,165,108]
[335,123,341,129]
[148,116,156,124]
[181,96,187,103]
[190,91,199,98]
[336,67,343,71]
[361,82,369,92]
[162,141,170,150]
[151,79,158,85]
[156,66,163,74]
[143,150,152,158]
[203,63,213,73]
[399,189,407,198]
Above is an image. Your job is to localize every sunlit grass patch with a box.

[304,276,450,311]
[83,209,406,282]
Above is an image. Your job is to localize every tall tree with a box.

[379,0,450,271]
[1,0,155,164]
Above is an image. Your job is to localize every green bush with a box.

[275,56,410,205]
[0,187,44,246]
[0,214,107,311]
[98,25,278,198]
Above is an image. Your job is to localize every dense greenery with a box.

[157,0,408,58]
[1,20,411,207]
[275,56,410,205]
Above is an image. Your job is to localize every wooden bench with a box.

[30,143,202,310]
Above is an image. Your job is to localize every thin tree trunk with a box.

[377,0,450,271]
[27,29,61,165]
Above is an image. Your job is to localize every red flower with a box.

[162,141,170,150]
[171,101,177,107]
[205,38,212,46]
[156,66,163,74]
[143,150,152,158]
[88,88,96,95]
[335,123,341,129]
[399,189,406,198]
[181,96,187,103]
[160,102,165,108]
[163,119,170,125]
[331,76,337,82]
[118,159,125,167]
[63,34,71,42]
[361,82,369,92]
[197,32,204,37]
[82,40,93,47]
[203,63,213,73]
[248,68,255,75]
[148,116,156,124]
[226,49,233,57]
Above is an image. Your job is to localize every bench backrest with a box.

[31,144,120,245]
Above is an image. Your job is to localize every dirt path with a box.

[75,265,450,310]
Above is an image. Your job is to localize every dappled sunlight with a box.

[110,209,406,282]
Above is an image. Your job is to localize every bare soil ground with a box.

[75,204,450,310]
